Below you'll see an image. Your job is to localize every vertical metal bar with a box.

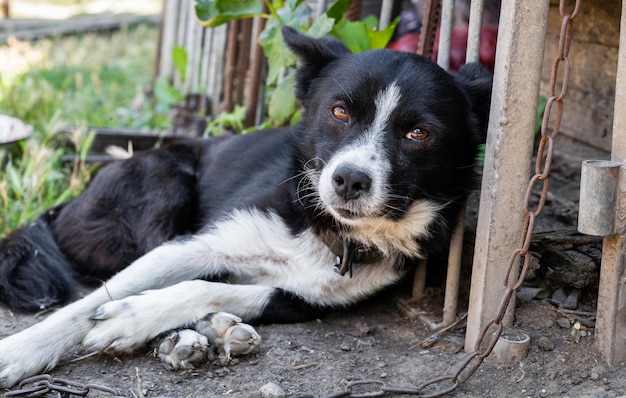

[315,0,328,18]
[442,204,465,325]
[411,259,427,300]
[436,0,455,70]
[465,0,549,352]
[417,0,441,58]
[465,0,484,63]
[379,0,394,30]
[595,0,626,366]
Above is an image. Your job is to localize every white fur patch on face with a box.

[318,83,401,220]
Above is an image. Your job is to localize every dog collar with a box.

[320,232,383,277]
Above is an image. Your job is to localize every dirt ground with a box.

[1,136,624,398]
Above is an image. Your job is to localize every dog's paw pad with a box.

[193,312,261,360]
[223,323,261,356]
[156,330,209,370]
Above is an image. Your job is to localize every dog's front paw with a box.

[194,312,261,362]
[83,297,156,353]
[155,329,209,370]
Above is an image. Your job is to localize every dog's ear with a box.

[281,26,351,103]
[454,63,493,142]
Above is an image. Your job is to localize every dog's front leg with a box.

[0,234,224,387]
[82,280,273,353]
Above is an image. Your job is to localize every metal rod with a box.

[437,0,455,70]
[442,203,465,326]
[411,259,427,300]
[315,0,328,18]
[595,0,626,366]
[379,0,394,30]
[417,0,442,58]
[578,160,621,236]
[466,0,485,63]
[465,0,549,352]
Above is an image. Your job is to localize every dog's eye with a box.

[405,128,430,142]
[331,106,350,122]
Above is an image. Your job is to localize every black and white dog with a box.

[0,27,491,386]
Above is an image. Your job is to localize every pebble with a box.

[260,382,286,398]
[556,318,571,329]
[537,336,555,351]
[591,372,600,381]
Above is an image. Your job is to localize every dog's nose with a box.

[332,165,372,200]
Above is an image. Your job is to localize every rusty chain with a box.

[313,0,582,397]
[3,374,123,397]
[3,2,581,398]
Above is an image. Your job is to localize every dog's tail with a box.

[0,207,77,311]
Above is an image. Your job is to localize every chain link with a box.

[4,374,124,397]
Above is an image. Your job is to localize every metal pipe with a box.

[466,0,484,63]
[379,0,394,30]
[437,0,455,70]
[442,204,465,326]
[578,160,621,236]
[315,0,328,18]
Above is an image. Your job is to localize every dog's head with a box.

[283,27,491,255]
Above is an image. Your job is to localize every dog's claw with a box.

[88,308,108,320]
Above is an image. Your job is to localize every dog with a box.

[0,26,491,386]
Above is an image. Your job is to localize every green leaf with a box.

[172,46,188,83]
[331,18,370,52]
[274,0,311,29]
[307,14,335,38]
[259,20,297,84]
[154,79,184,108]
[366,16,399,49]
[268,71,297,125]
[331,15,399,53]
[326,0,352,20]
[195,0,264,27]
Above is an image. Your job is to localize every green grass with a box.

[1,24,160,132]
[0,24,162,236]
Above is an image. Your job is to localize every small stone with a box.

[340,342,351,351]
[537,336,555,352]
[260,382,286,398]
[556,318,571,328]
[591,372,600,381]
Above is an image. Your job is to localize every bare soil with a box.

[1,136,624,398]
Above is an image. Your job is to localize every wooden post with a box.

[595,0,626,366]
[465,0,549,352]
